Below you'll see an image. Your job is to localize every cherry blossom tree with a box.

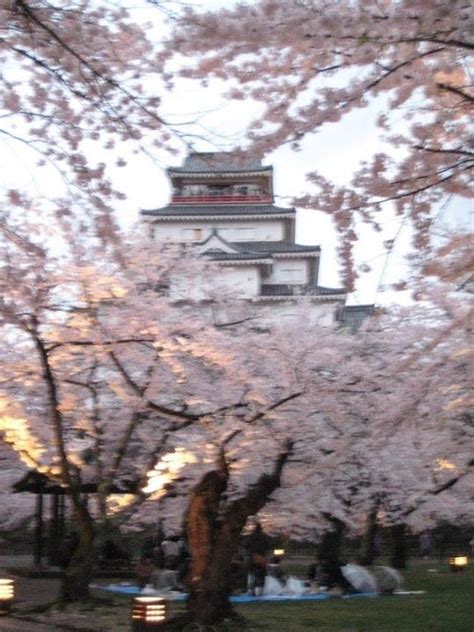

[128,293,470,624]
[165,0,473,288]
[2,233,472,624]
[254,297,472,572]
[0,242,209,602]
[0,0,185,255]
[0,234,340,614]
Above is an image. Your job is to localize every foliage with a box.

[1,0,175,251]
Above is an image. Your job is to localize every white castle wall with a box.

[170,265,261,300]
[216,267,261,297]
[203,299,338,328]
[152,219,285,243]
[265,258,312,284]
[258,301,337,326]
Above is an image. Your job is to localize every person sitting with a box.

[229,553,247,593]
[307,556,327,587]
[151,567,179,591]
[267,554,285,581]
[135,557,154,589]
[161,536,181,569]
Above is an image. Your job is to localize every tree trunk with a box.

[185,442,293,627]
[390,523,407,569]
[318,514,346,587]
[60,502,96,604]
[186,468,233,626]
[359,508,379,566]
[187,554,235,625]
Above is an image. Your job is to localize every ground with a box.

[0,560,471,631]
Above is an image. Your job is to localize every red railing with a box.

[171,194,272,205]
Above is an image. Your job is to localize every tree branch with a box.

[246,391,303,424]
[224,440,294,524]
[436,82,474,103]
[403,459,474,518]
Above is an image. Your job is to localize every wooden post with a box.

[34,491,44,567]
[58,494,65,540]
[48,494,60,565]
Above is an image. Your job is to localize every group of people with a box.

[242,523,288,596]
[136,535,189,590]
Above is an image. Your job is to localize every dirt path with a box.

[0,616,67,631]
[0,576,123,631]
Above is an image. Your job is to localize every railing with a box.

[261,285,346,297]
[171,194,273,205]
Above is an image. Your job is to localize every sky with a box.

[2,0,470,305]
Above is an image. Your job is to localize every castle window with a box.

[181,228,203,241]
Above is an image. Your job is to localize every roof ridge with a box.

[167,152,271,174]
[140,204,296,217]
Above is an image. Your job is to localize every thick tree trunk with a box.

[186,469,233,625]
[359,508,379,566]
[318,515,346,587]
[60,502,96,604]
[185,442,293,627]
[390,523,407,569]
[187,553,235,625]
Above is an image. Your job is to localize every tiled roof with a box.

[314,285,347,295]
[13,469,138,494]
[261,284,346,297]
[231,241,320,254]
[168,152,271,174]
[203,249,271,261]
[141,204,295,217]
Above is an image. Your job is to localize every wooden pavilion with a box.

[13,470,138,567]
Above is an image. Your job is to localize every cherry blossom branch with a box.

[436,82,474,103]
[403,458,474,519]
[223,440,294,523]
[360,47,446,94]
[28,318,81,502]
[245,391,303,424]
[107,349,203,422]
[12,0,173,135]
[46,337,156,352]
[345,168,471,212]
[413,145,474,158]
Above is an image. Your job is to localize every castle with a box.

[141,152,347,324]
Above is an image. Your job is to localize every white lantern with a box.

[0,579,14,615]
[131,596,167,630]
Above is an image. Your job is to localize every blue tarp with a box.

[94,584,378,603]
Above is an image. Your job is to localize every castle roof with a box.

[141,204,295,219]
[168,152,271,175]
[197,232,319,261]
[231,241,320,254]
[260,284,346,298]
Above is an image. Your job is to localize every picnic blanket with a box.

[93,584,379,602]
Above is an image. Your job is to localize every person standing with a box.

[246,523,270,596]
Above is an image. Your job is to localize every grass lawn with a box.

[236,562,473,632]
[31,560,469,631]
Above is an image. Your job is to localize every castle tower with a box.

[141,152,346,322]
